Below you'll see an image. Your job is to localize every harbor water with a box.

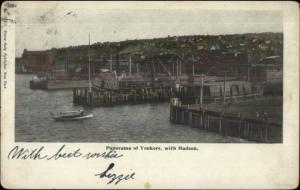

[15,74,247,142]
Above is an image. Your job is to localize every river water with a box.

[15,74,246,142]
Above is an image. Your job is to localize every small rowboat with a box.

[51,110,93,121]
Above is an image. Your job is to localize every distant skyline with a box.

[15,1,283,57]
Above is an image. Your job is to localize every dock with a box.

[73,85,174,106]
[169,98,282,143]
[73,77,260,106]
[30,80,91,90]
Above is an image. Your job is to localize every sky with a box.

[14,1,283,57]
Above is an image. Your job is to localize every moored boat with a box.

[51,110,93,121]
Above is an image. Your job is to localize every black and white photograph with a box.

[14,3,284,143]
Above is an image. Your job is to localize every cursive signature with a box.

[95,163,135,185]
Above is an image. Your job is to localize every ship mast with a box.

[88,33,91,93]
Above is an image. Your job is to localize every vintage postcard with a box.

[1,1,299,189]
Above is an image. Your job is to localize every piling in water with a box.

[169,98,282,143]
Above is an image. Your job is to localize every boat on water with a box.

[51,110,93,121]
[52,34,94,122]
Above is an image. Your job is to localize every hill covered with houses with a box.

[16,32,283,74]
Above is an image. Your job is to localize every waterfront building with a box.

[22,49,54,72]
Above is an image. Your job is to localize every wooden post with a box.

[247,65,250,82]
[182,53,185,75]
[179,61,182,76]
[73,89,76,102]
[192,54,195,76]
[116,53,120,76]
[200,73,203,109]
[219,117,222,133]
[175,107,178,123]
[223,71,227,106]
[129,54,132,76]
[189,112,192,125]
[136,62,139,78]
[88,33,92,94]
[265,118,269,142]
[200,112,203,128]
[172,63,174,77]
[238,113,242,138]
[246,122,250,137]
[223,118,227,136]
[88,91,93,106]
[110,52,113,72]
[176,58,179,78]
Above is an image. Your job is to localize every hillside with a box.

[48,32,283,69]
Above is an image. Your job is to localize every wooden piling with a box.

[169,102,282,143]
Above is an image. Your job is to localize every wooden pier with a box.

[30,80,91,90]
[73,86,174,106]
[169,98,282,143]
[73,79,261,107]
